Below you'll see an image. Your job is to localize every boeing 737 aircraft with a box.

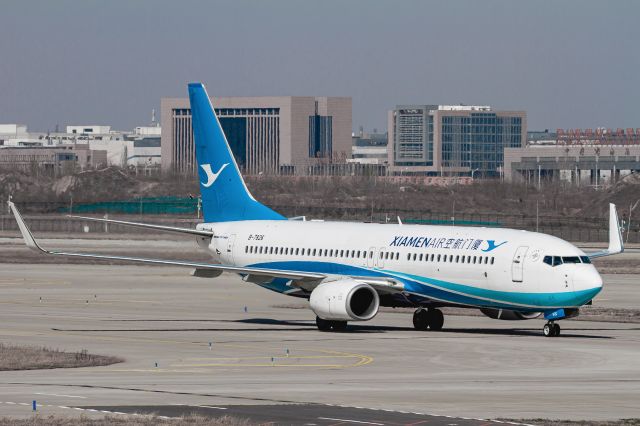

[10,83,625,337]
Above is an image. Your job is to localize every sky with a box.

[0,0,639,133]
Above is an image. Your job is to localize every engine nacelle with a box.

[480,308,541,321]
[310,279,379,321]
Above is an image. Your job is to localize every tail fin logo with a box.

[200,163,229,188]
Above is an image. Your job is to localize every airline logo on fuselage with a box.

[390,236,507,252]
[200,163,229,188]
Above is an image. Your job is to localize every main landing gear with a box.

[412,308,444,331]
[543,321,561,337]
[316,316,348,332]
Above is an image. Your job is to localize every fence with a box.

[1,210,638,244]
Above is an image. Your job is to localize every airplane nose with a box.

[573,266,603,292]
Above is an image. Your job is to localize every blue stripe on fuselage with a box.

[248,260,600,310]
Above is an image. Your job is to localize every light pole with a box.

[471,168,479,180]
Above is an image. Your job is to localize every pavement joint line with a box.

[0,396,537,425]
[318,417,384,425]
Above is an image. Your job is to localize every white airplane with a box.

[9,82,625,337]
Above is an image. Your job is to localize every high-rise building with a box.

[388,105,526,177]
[161,96,352,175]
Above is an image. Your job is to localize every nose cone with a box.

[573,265,603,303]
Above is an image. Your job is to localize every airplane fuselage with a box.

[197,220,603,313]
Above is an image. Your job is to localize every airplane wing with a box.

[586,203,624,259]
[67,214,213,237]
[11,202,404,294]
[10,202,320,282]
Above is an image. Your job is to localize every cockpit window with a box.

[544,256,563,266]
[544,255,591,266]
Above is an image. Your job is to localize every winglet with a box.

[587,203,624,259]
[8,201,47,253]
[608,203,624,254]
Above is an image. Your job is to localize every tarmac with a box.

[0,237,639,423]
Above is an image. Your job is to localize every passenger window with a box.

[460,256,464,264]
[419,253,423,261]
[437,254,441,262]
[407,253,411,261]
[490,257,495,265]
[370,251,374,258]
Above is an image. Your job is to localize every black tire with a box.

[413,309,429,331]
[316,316,332,332]
[331,321,348,332]
[427,309,444,331]
[543,323,552,337]
[554,323,561,337]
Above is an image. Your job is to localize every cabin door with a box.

[511,246,528,282]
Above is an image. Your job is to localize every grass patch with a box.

[0,414,253,425]
[0,343,123,371]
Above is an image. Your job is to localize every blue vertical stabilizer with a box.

[188,83,285,222]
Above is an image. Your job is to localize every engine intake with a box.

[310,279,379,321]
[480,308,541,321]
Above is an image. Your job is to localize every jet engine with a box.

[480,308,541,321]
[309,279,379,321]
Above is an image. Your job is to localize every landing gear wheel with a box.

[413,309,429,330]
[332,321,348,332]
[316,316,348,332]
[553,323,561,337]
[427,309,444,331]
[316,316,332,332]
[543,322,559,337]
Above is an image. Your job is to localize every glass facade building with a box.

[389,105,526,177]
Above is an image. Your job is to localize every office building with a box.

[0,123,161,170]
[387,105,526,177]
[0,144,107,174]
[161,96,352,175]
[505,128,640,185]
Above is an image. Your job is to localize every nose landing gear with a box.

[543,321,561,337]
[413,308,444,331]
